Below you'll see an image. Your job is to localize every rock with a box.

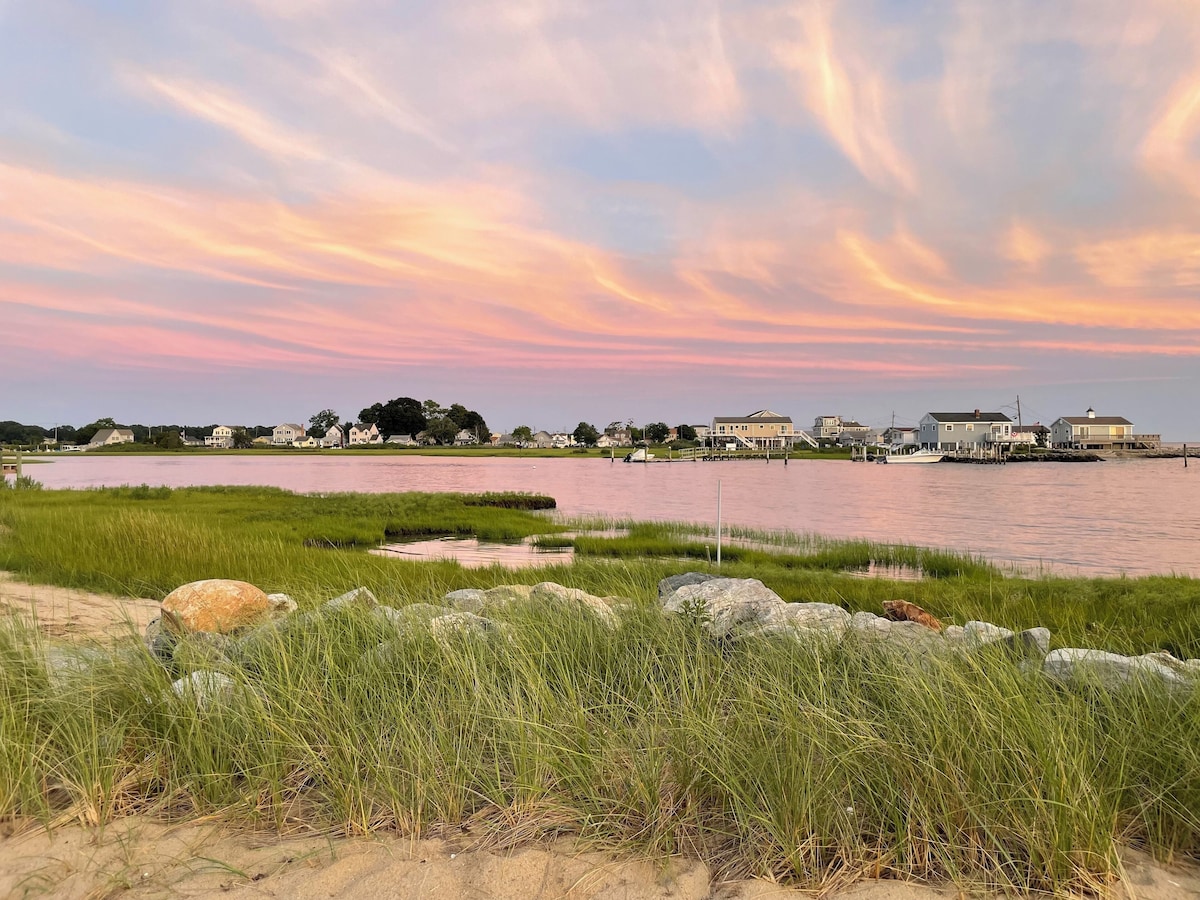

[963,620,1015,646]
[882,600,942,631]
[169,670,236,709]
[170,631,236,671]
[371,603,448,629]
[753,602,851,640]
[1141,652,1200,678]
[850,613,946,657]
[1043,648,1195,690]
[660,578,786,638]
[266,593,298,617]
[529,582,619,628]
[1008,627,1051,659]
[324,586,378,611]
[161,579,271,634]
[43,646,107,688]
[232,610,321,664]
[657,572,719,599]
[443,588,488,612]
[428,611,503,645]
[144,615,177,664]
[942,624,965,645]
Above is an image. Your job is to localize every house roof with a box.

[840,420,867,428]
[925,412,1012,423]
[714,412,793,424]
[89,428,133,444]
[1057,416,1132,426]
[276,423,305,432]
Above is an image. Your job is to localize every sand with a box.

[2,572,1198,899]
[0,571,159,640]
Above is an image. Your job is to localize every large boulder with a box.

[529,582,620,628]
[1043,649,1198,691]
[660,577,786,638]
[161,579,271,634]
[657,573,719,599]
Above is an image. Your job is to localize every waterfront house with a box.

[272,423,305,445]
[321,424,345,448]
[386,434,418,447]
[88,428,135,447]
[881,426,918,446]
[1010,423,1049,447]
[1049,409,1157,449]
[454,429,479,446]
[349,423,382,445]
[836,420,871,445]
[532,430,554,448]
[492,433,521,447]
[205,425,236,448]
[711,410,794,450]
[918,411,1012,450]
[292,436,319,448]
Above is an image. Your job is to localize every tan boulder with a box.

[161,579,271,634]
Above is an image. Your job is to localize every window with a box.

[966,424,973,431]
[945,424,954,431]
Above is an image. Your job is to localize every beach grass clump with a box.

[1,605,1197,895]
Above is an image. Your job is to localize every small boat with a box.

[880,447,945,464]
[623,448,656,463]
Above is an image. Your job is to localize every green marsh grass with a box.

[1,605,1197,893]
[1,486,1200,893]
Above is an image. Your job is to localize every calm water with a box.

[22,455,1200,577]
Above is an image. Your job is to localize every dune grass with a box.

[1,603,1197,894]
[1,485,1199,894]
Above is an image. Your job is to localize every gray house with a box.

[918,411,1012,450]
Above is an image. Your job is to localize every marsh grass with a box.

[1,605,1197,894]
[2,487,1200,892]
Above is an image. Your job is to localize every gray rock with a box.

[963,621,1015,647]
[266,593,298,617]
[43,646,107,688]
[657,572,719,599]
[169,670,236,709]
[942,624,966,645]
[170,631,236,671]
[144,616,177,666]
[660,578,786,638]
[1043,648,1194,690]
[325,587,378,611]
[1007,627,1051,659]
[757,602,851,639]
[443,588,487,612]
[428,611,503,645]
[849,613,947,659]
[371,603,448,629]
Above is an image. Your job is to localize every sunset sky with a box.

[2,1,1199,437]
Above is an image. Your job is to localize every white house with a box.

[881,426,918,447]
[272,423,306,445]
[206,425,236,448]
[88,428,135,447]
[532,430,554,448]
[454,429,479,446]
[918,411,1012,450]
[386,434,418,447]
[349,423,382,445]
[321,424,345,448]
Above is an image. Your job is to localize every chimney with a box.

[974,408,980,418]
[1087,407,1095,419]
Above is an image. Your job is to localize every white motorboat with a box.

[623,448,656,462]
[880,447,945,464]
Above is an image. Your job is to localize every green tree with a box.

[645,422,670,444]
[309,408,340,434]
[154,430,183,450]
[572,422,599,446]
[360,397,426,437]
[231,429,254,449]
[75,417,119,445]
[676,423,697,442]
[447,403,489,441]
[512,425,533,443]
[426,416,459,445]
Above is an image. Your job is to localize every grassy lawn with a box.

[0,485,1197,893]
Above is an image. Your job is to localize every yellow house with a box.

[711,410,794,449]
